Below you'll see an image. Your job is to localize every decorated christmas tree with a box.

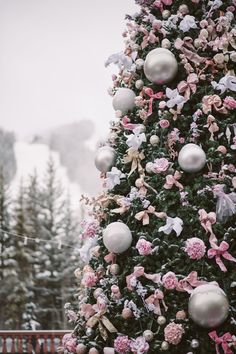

[63,0,236,353]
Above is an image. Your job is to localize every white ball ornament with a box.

[103,222,132,254]
[95,146,116,173]
[135,79,144,90]
[144,48,178,84]
[162,10,171,19]
[188,284,229,328]
[112,88,136,115]
[135,58,144,70]
[143,330,154,342]
[161,38,171,49]
[76,344,87,354]
[150,135,160,146]
[161,341,169,351]
[178,143,206,173]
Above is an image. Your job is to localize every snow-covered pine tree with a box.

[63,0,236,353]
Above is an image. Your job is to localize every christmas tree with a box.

[63,0,236,353]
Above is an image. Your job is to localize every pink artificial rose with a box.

[130,337,149,354]
[81,271,97,288]
[159,101,166,109]
[162,272,178,290]
[223,96,236,110]
[114,336,131,354]
[184,237,206,260]
[80,303,96,320]
[159,119,170,129]
[136,239,153,255]
[164,322,185,345]
[152,158,169,174]
[62,333,77,353]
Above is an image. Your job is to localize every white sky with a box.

[0,0,139,141]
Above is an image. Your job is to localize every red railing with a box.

[0,330,70,354]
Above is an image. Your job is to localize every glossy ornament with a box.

[112,88,136,114]
[161,341,169,351]
[95,146,116,173]
[136,58,144,70]
[103,222,132,254]
[110,263,120,275]
[143,330,154,342]
[122,308,133,319]
[162,10,171,19]
[188,284,229,328]
[191,339,200,348]
[89,349,99,354]
[161,38,171,49]
[150,135,160,146]
[135,79,144,90]
[76,344,87,354]
[144,48,178,84]
[178,143,206,173]
[157,316,166,326]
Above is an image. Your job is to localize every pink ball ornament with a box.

[89,348,99,354]
[217,145,227,154]
[122,308,133,319]
[76,343,87,354]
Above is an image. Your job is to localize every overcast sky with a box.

[0,0,138,141]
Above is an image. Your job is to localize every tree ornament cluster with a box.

[65,0,236,353]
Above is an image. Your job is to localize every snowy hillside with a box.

[11,141,81,212]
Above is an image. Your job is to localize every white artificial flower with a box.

[179,15,198,32]
[104,167,125,190]
[211,75,236,94]
[126,127,147,150]
[105,51,137,71]
[78,236,98,263]
[166,88,185,109]
[158,216,183,236]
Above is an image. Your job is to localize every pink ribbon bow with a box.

[153,0,173,12]
[135,205,164,225]
[177,73,199,100]
[145,289,168,315]
[202,95,228,115]
[144,88,164,116]
[164,171,183,190]
[104,252,117,264]
[209,331,233,354]
[122,116,142,131]
[198,209,218,246]
[175,37,205,65]
[204,115,220,141]
[139,26,158,49]
[208,241,236,272]
[126,266,161,290]
[176,271,207,294]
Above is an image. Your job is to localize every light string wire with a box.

[0,227,80,251]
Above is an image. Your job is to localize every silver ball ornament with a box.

[157,315,167,326]
[145,162,153,174]
[150,135,160,146]
[161,341,169,351]
[178,143,206,173]
[112,88,136,114]
[103,222,132,254]
[188,284,229,328]
[162,10,171,19]
[143,330,154,342]
[86,327,94,336]
[110,263,120,275]
[136,58,144,70]
[191,339,200,348]
[178,4,189,14]
[95,146,116,173]
[161,38,171,49]
[135,79,144,90]
[144,48,178,84]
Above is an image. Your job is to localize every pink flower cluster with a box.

[80,219,99,239]
[151,158,169,174]
[223,96,236,110]
[130,336,149,354]
[184,237,206,260]
[114,336,131,354]
[136,238,153,255]
[81,271,97,288]
[62,333,77,353]
[164,322,185,345]
[162,271,178,290]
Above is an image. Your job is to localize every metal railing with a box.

[0,330,70,354]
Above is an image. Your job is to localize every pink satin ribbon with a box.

[145,289,168,315]
[198,209,218,246]
[135,205,163,225]
[176,271,207,294]
[139,26,158,49]
[104,252,116,264]
[208,241,236,272]
[164,171,183,190]
[126,266,161,290]
[144,88,164,116]
[202,95,228,115]
[209,331,233,354]
[175,37,205,65]
[122,116,141,131]
[177,73,199,100]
